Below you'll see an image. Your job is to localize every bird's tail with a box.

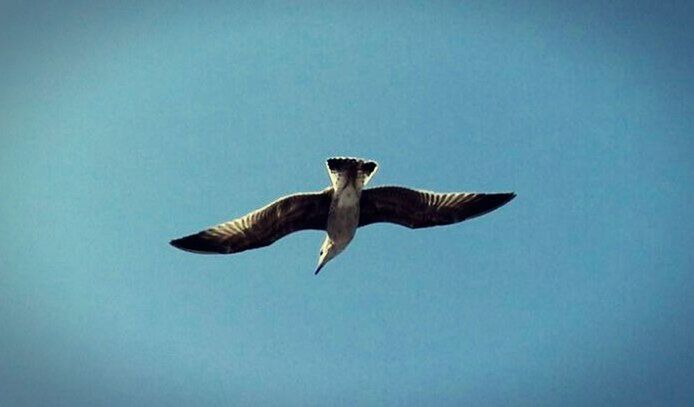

[326,157,378,188]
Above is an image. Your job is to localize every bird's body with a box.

[170,157,515,274]
[323,157,373,255]
[326,183,360,249]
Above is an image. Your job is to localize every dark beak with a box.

[314,264,325,275]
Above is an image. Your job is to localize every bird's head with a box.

[315,236,341,275]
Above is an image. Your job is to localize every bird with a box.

[170,157,516,275]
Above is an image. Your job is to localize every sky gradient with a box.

[1,1,693,405]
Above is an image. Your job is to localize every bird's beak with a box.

[314,263,325,275]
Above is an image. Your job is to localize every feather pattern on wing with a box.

[358,186,515,229]
[170,189,333,254]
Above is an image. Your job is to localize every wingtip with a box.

[500,192,517,207]
[169,234,224,254]
[486,192,516,205]
[170,237,190,252]
[477,192,516,216]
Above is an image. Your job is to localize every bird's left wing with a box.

[170,189,333,254]
[359,186,515,229]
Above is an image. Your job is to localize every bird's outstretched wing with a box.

[170,189,333,254]
[359,186,515,229]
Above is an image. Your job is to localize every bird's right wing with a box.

[359,186,515,229]
[170,189,333,254]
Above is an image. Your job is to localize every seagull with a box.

[170,157,516,274]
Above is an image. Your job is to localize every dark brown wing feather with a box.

[359,186,515,229]
[170,189,333,254]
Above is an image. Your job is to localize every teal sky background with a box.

[1,1,692,405]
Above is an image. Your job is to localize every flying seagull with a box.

[170,157,516,274]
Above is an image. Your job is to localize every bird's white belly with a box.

[327,186,360,245]
[336,186,360,209]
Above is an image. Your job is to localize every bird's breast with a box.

[335,185,360,209]
[327,186,361,245]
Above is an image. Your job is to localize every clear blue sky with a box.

[1,1,692,405]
